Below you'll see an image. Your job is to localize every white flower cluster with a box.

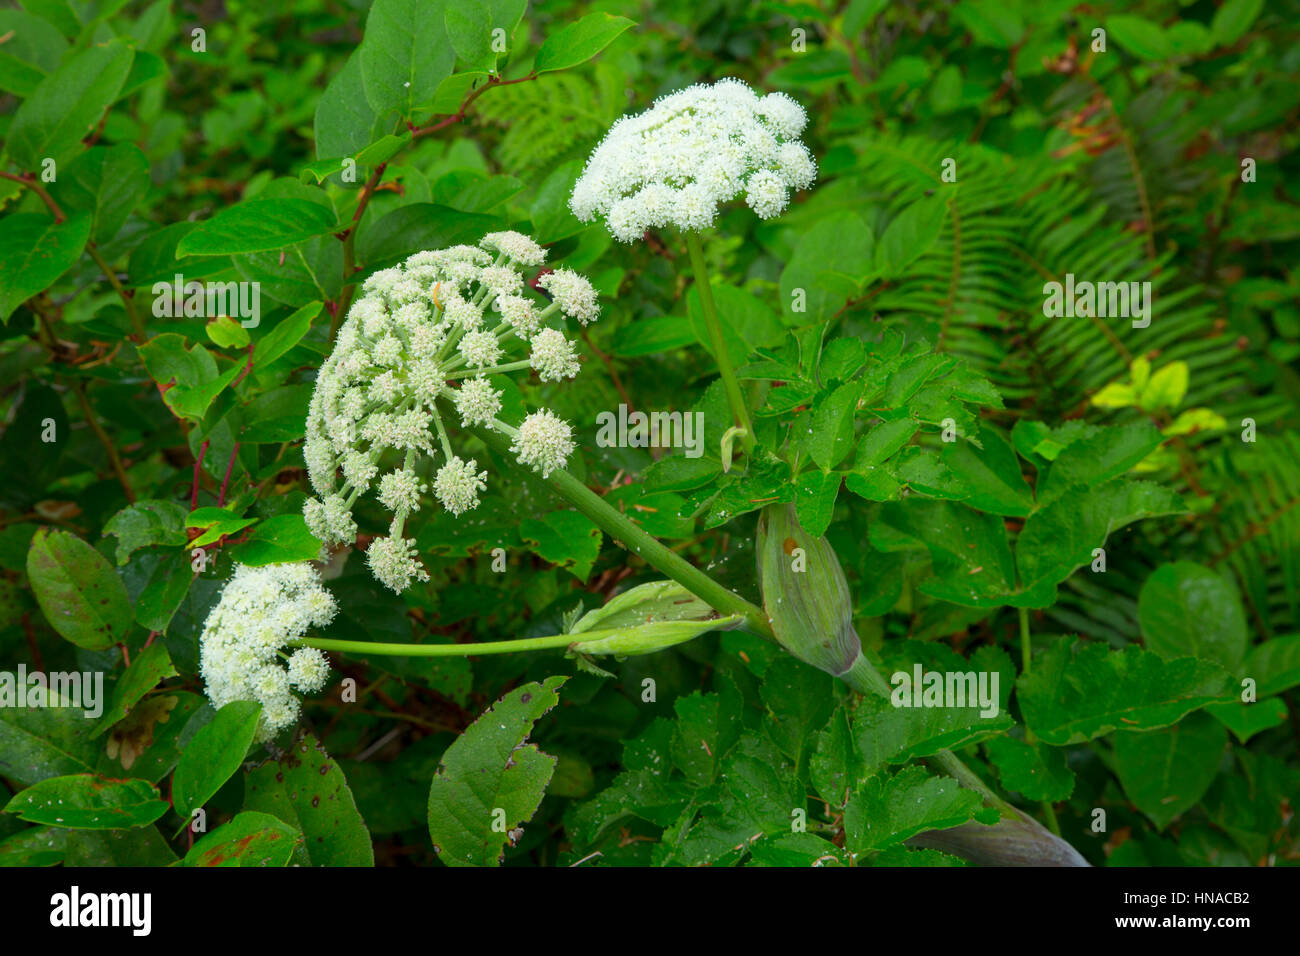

[570,77,817,242]
[303,232,596,592]
[198,562,337,743]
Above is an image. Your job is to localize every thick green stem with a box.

[470,422,772,638]
[683,232,755,456]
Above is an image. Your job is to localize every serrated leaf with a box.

[103,499,188,565]
[844,766,995,853]
[520,510,601,581]
[1017,639,1230,745]
[427,676,566,866]
[984,736,1075,802]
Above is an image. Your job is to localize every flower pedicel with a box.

[303,232,600,592]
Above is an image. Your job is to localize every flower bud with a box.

[756,502,861,677]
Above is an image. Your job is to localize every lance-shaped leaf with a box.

[427,676,565,866]
[5,774,168,829]
[172,700,261,818]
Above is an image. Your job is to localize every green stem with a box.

[683,231,755,456]
[298,631,592,657]
[1018,605,1062,835]
[471,421,772,638]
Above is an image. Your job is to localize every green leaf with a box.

[534,12,635,74]
[519,510,602,581]
[760,657,835,764]
[809,380,861,470]
[1244,634,1300,697]
[252,301,322,367]
[1205,697,1287,744]
[137,334,241,421]
[1037,422,1163,505]
[1113,712,1226,829]
[102,499,188,565]
[984,736,1075,802]
[1017,639,1230,745]
[853,684,1013,772]
[0,825,67,866]
[1211,0,1263,46]
[51,143,150,244]
[0,383,67,507]
[0,698,97,787]
[65,826,177,866]
[243,734,373,866]
[205,315,249,349]
[1107,15,1174,60]
[445,2,496,71]
[5,38,133,169]
[359,0,455,122]
[172,700,262,818]
[844,766,994,852]
[875,195,947,278]
[314,48,381,161]
[1138,361,1188,411]
[183,811,300,867]
[0,10,67,97]
[794,469,840,538]
[26,527,132,650]
[941,424,1034,517]
[529,159,584,243]
[1139,562,1248,672]
[780,211,873,323]
[5,774,168,829]
[0,213,92,323]
[228,514,323,565]
[1015,480,1185,607]
[93,643,177,738]
[176,199,339,256]
[357,203,500,269]
[426,676,566,866]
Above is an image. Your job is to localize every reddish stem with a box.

[219,443,241,506]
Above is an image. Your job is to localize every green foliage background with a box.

[0,0,1297,867]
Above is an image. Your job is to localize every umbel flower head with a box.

[198,562,337,742]
[303,232,598,592]
[570,77,817,242]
